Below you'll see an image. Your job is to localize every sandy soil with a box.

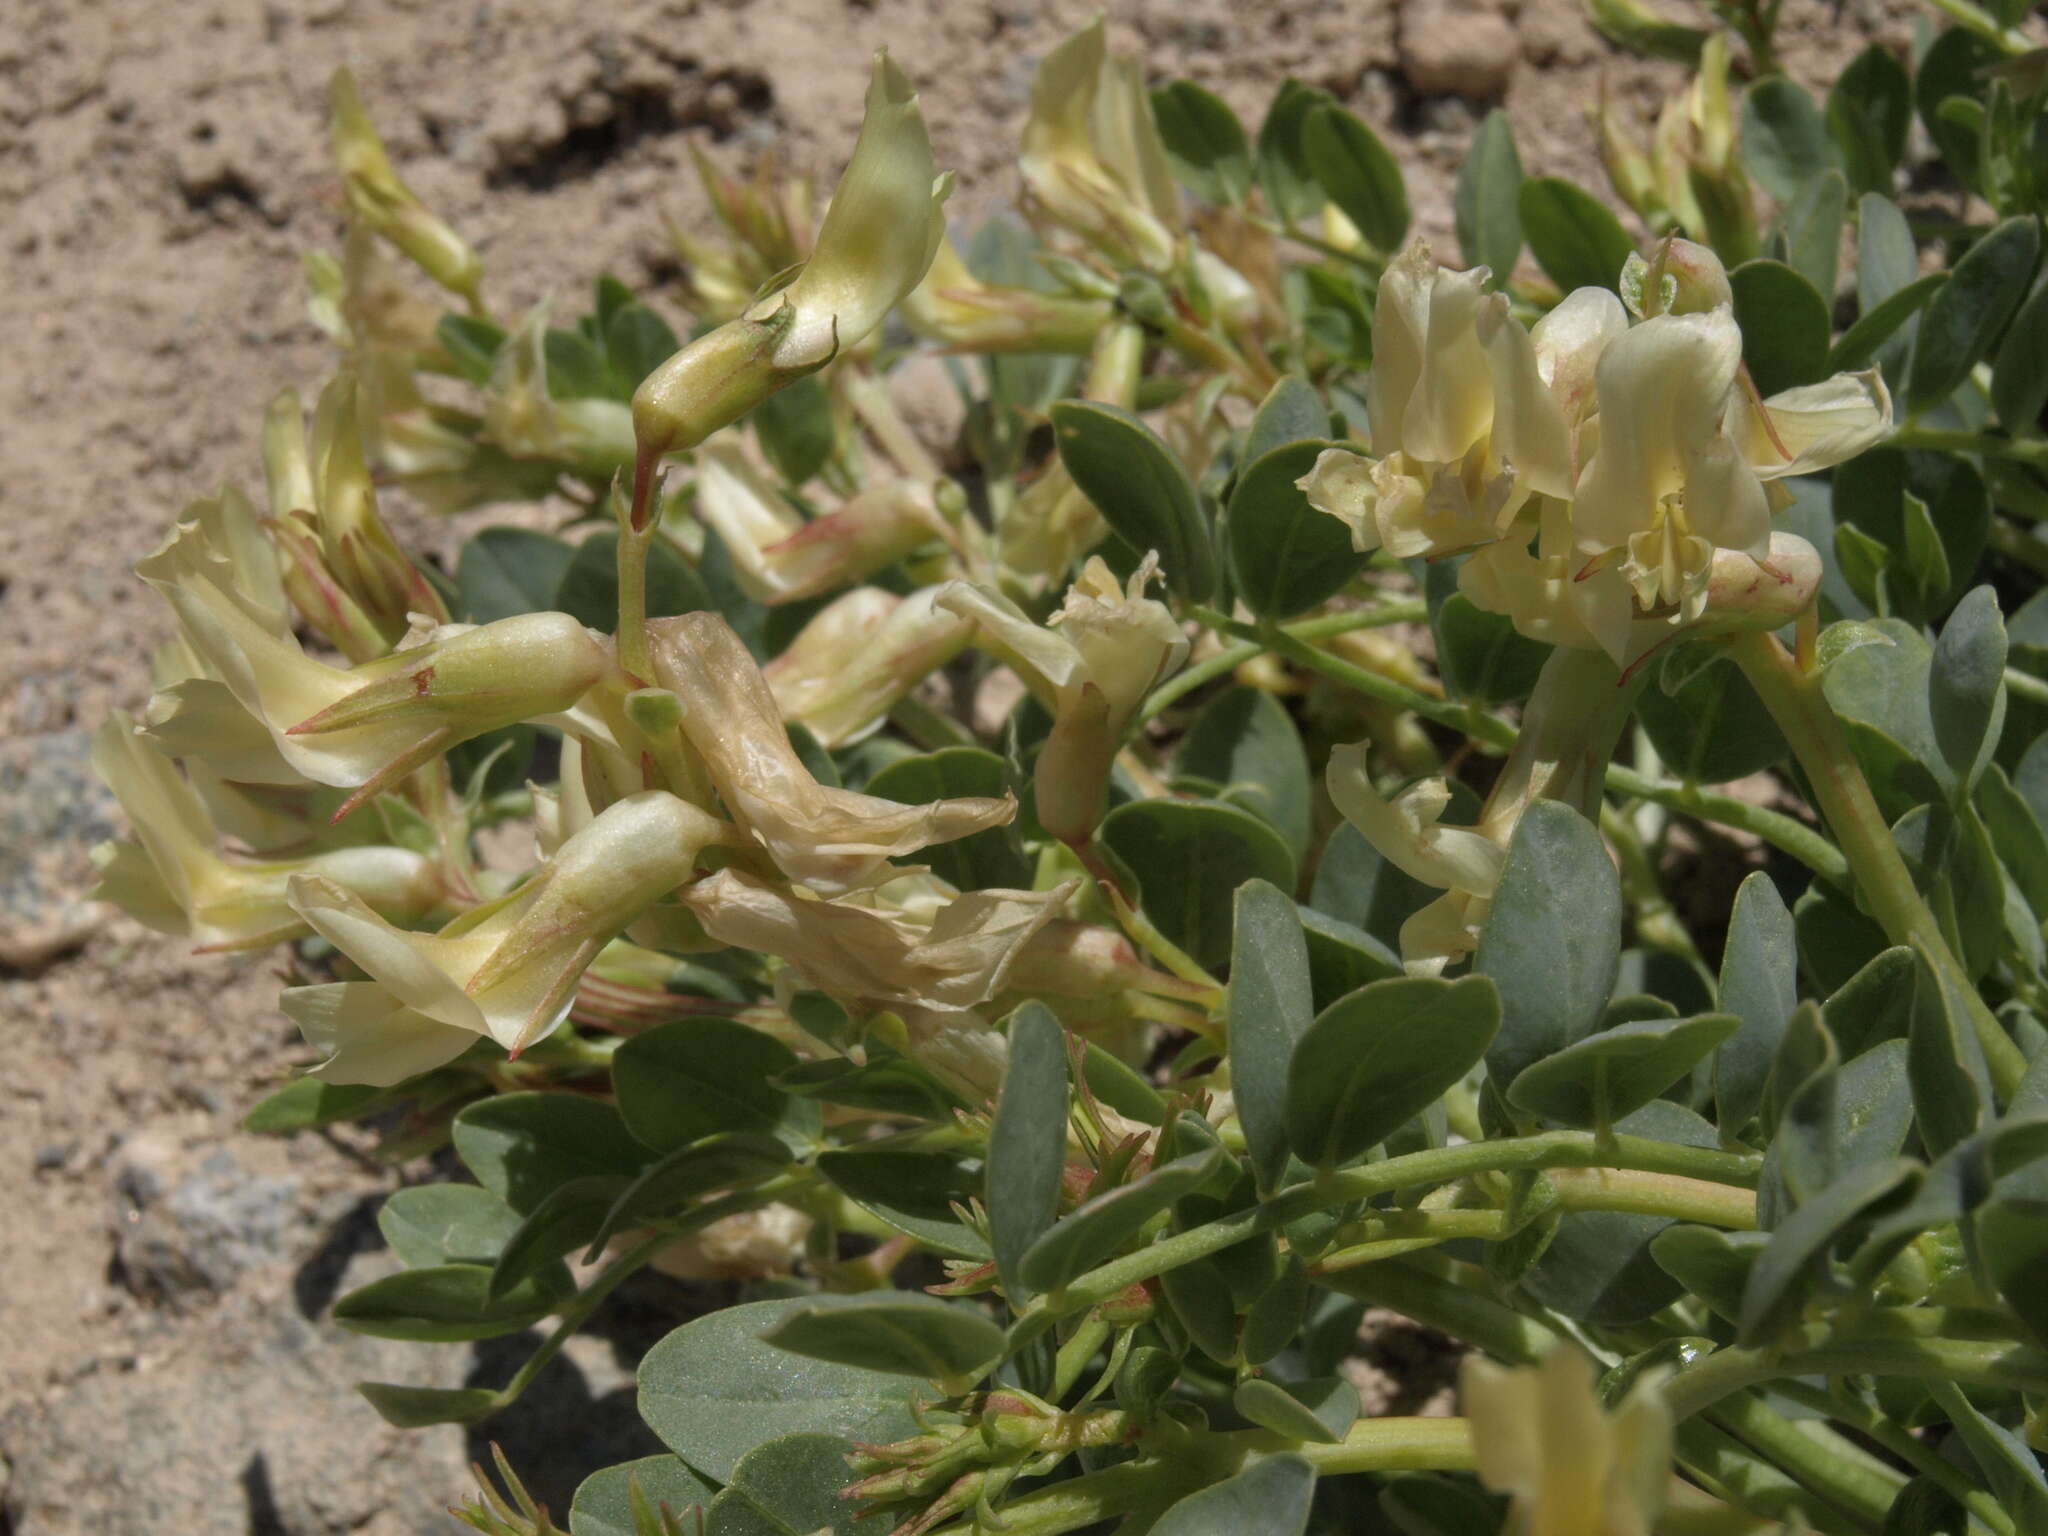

[0,0,1913,1529]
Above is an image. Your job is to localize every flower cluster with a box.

[91,45,1212,1090]
[1304,238,1888,972]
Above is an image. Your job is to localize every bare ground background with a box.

[0,0,1909,1529]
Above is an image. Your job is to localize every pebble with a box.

[1398,0,1519,100]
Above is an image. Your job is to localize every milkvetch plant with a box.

[88,10,2048,1535]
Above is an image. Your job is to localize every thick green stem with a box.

[1662,1323,2048,1422]
[1708,1390,1905,1532]
[1140,601,1428,725]
[927,1418,1473,1536]
[1774,1379,2017,1535]
[1050,1314,1113,1401]
[1312,1170,1753,1275]
[1728,629,2026,1098]
[1203,608,1846,879]
[614,512,657,684]
[1478,645,1647,841]
[1009,1131,1759,1344]
[1546,1167,1756,1228]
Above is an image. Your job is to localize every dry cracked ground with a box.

[0,0,1909,1529]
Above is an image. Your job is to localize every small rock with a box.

[0,729,117,956]
[1398,0,1518,100]
[33,1142,74,1172]
[114,1140,299,1299]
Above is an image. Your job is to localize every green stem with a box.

[1312,1169,1753,1275]
[1890,426,2048,464]
[1139,601,1428,725]
[1919,0,2035,53]
[1314,1262,1862,1536]
[488,1229,668,1412]
[1662,1324,2048,1422]
[1546,1166,1757,1228]
[1290,1415,1475,1474]
[1707,1390,1904,1532]
[1728,629,2026,1098]
[1011,1132,1759,1343]
[1677,1417,1866,1536]
[2005,665,2048,710]
[1774,1379,2017,1536]
[614,514,656,684]
[1251,215,1385,273]
[1050,1314,1113,1401]
[1196,606,1846,879]
[927,1418,1473,1536]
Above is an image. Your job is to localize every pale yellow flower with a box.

[1463,1347,1672,1536]
[285,791,723,1078]
[648,612,1013,895]
[90,712,440,951]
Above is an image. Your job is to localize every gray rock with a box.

[6,1217,679,1534]
[116,1149,300,1299]
[1,1273,472,1536]
[0,729,117,964]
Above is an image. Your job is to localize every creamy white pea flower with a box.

[632,53,949,483]
[284,791,723,1081]
[1019,19,1181,272]
[765,586,972,749]
[1326,741,1505,976]
[1463,1347,1672,1536]
[1299,246,1612,559]
[649,612,1013,895]
[937,553,1188,842]
[139,516,609,815]
[691,441,960,605]
[89,713,441,952]
[682,869,1072,1015]
[1568,300,1888,655]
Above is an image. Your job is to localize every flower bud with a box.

[143,515,607,813]
[1693,531,1825,636]
[1585,0,1711,63]
[630,310,806,479]
[271,375,450,657]
[329,67,482,303]
[1596,81,1665,224]
[1620,243,1725,327]
[285,790,724,1078]
[758,478,960,605]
